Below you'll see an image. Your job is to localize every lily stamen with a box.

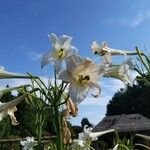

[78,75,90,84]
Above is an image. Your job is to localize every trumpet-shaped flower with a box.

[104,58,136,90]
[79,125,115,142]
[20,137,37,150]
[59,54,105,104]
[72,125,115,150]
[0,66,29,79]
[0,95,26,125]
[91,41,138,56]
[41,33,77,73]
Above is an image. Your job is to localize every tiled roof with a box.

[94,114,150,132]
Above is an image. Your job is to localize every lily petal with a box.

[89,129,115,141]
[42,33,76,73]
[62,36,73,50]
[0,94,26,125]
[91,41,101,54]
[101,41,109,47]
[67,97,78,117]
[0,94,26,112]
[66,54,84,71]
[7,106,19,125]
[55,35,72,50]
[69,84,88,104]
[0,66,29,79]
[59,35,72,44]
[103,52,112,66]
[48,33,58,48]
[91,41,139,56]
[89,82,101,98]
[41,51,54,68]
[73,139,85,147]
[20,137,37,150]
[54,59,62,74]
[104,59,135,91]
[126,58,136,70]
[58,70,70,82]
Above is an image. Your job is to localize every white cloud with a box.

[102,10,150,27]
[130,11,150,27]
[14,46,42,62]
[27,51,42,62]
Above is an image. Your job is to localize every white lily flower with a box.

[0,94,26,125]
[59,54,105,104]
[72,125,115,150]
[0,66,29,79]
[91,41,138,56]
[79,125,115,142]
[41,33,77,73]
[73,139,84,147]
[72,139,87,150]
[104,58,136,90]
[20,137,37,150]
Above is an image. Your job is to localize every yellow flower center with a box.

[56,48,66,59]
[77,75,90,84]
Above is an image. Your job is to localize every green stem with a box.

[36,112,43,150]
[54,106,64,150]
[119,144,130,150]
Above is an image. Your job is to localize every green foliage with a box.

[117,135,134,150]
[81,118,92,128]
[0,87,55,139]
[0,117,11,138]
[15,96,37,137]
[106,83,150,118]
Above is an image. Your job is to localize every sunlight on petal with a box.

[41,51,54,68]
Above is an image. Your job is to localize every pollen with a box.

[77,75,90,84]
[56,48,66,59]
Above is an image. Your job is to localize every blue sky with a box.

[0,0,150,125]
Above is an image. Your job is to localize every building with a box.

[92,114,150,149]
[94,114,150,133]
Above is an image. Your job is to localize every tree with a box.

[81,118,93,128]
[106,83,150,118]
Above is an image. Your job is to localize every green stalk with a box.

[36,111,43,150]
[54,105,64,150]
[119,144,130,150]
[136,47,150,73]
